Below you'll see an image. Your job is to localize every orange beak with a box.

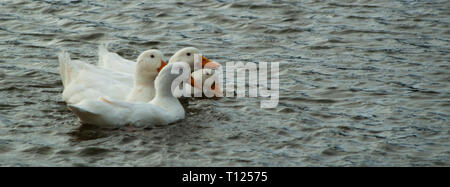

[157,60,167,72]
[201,56,220,69]
[210,82,223,97]
[189,77,222,97]
[189,76,202,90]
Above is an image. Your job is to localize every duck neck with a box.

[126,70,157,102]
[152,92,184,121]
[133,69,156,89]
[151,79,184,118]
[152,85,177,104]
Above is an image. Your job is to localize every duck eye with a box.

[186,53,191,56]
[150,55,154,58]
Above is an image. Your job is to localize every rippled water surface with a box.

[0,0,449,166]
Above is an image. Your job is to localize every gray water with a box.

[0,0,449,166]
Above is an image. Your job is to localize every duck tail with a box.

[58,51,72,87]
[67,104,100,124]
[98,42,110,66]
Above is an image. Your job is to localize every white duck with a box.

[167,47,220,70]
[124,50,166,102]
[175,69,223,97]
[67,63,190,126]
[168,47,222,97]
[59,49,166,104]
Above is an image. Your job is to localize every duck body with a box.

[59,48,165,104]
[66,63,189,127]
[59,52,134,104]
[68,96,184,127]
[97,44,136,75]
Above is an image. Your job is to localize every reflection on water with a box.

[0,0,449,166]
